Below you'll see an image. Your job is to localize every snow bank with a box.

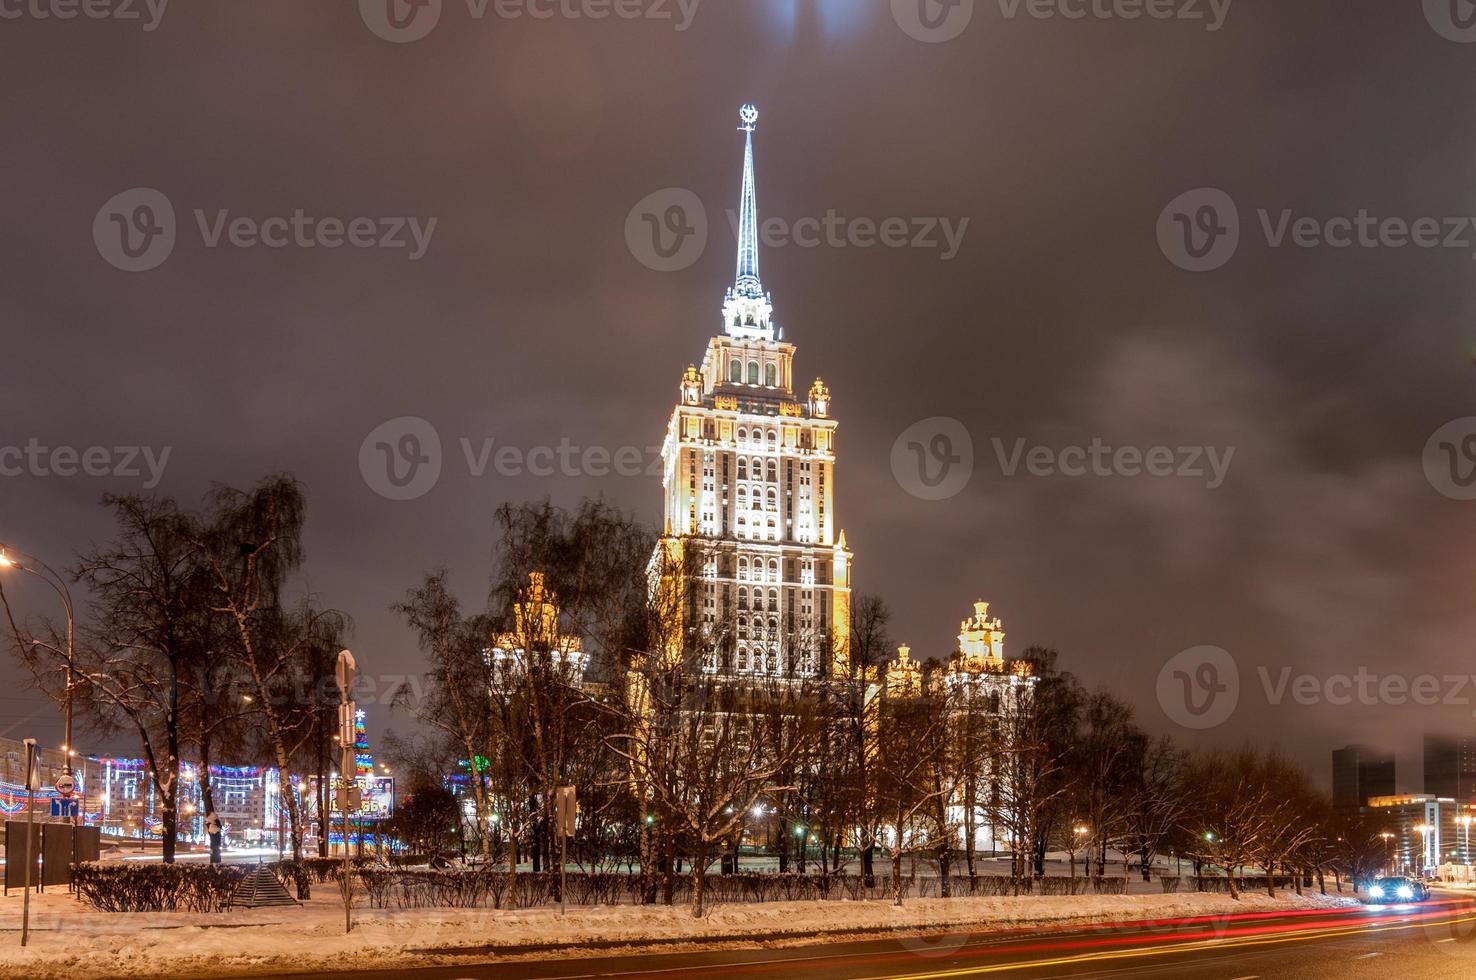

[0,885,1360,979]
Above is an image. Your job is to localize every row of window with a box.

[730,359,779,387]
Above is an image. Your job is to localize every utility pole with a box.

[20,739,38,947]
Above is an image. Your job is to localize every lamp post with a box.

[0,546,77,822]
[1459,815,1473,868]
[1380,831,1394,875]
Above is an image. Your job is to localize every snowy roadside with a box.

[0,887,1361,979]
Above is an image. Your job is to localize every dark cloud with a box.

[2,1,1474,788]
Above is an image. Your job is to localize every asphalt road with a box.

[255,891,1476,980]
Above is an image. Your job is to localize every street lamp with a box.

[0,545,78,816]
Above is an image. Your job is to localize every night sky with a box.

[2,1,1475,789]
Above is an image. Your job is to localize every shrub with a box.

[72,862,249,912]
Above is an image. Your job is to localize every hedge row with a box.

[71,863,1132,912]
[72,863,251,913]
[72,858,377,912]
[357,870,1130,909]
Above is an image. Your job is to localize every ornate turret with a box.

[809,378,830,417]
[680,364,702,405]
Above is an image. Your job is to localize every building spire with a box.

[734,103,762,299]
[722,104,776,340]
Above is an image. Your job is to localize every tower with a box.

[654,105,853,679]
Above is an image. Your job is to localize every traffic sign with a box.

[54,774,75,798]
[50,799,79,819]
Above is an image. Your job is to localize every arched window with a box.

[765,363,777,387]
[747,361,759,385]
[768,559,779,581]
[737,458,747,480]
[730,359,742,383]
[736,427,747,444]
[767,519,776,540]
[737,557,748,580]
[767,461,777,482]
[737,587,748,610]
[737,647,749,671]
[767,488,778,509]
[767,430,778,450]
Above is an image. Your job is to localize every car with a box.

[1366,877,1430,903]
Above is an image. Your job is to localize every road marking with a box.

[1438,937,1457,943]
[1354,952,1381,958]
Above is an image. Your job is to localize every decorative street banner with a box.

[328,775,394,819]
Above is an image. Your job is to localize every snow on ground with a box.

[0,884,1361,979]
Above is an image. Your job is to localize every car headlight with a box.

[1369,886,1384,898]
[1398,885,1414,899]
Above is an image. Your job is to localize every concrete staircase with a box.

[231,863,301,909]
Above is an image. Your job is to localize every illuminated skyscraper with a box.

[654,105,852,678]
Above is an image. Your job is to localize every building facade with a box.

[1423,734,1476,805]
[1331,744,1396,811]
[653,105,852,679]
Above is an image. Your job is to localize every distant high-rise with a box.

[1423,734,1476,804]
[1332,744,1395,810]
